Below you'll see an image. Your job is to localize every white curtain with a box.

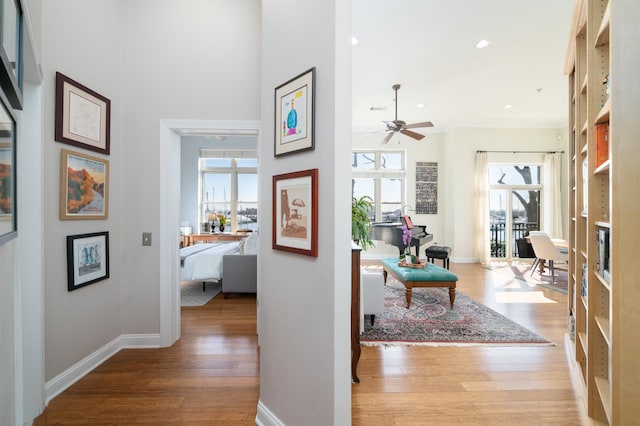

[474,152,490,265]
[543,153,563,238]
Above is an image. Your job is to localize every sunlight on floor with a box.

[495,291,556,304]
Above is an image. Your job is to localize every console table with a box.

[351,243,362,383]
[185,233,245,246]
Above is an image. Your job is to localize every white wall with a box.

[41,0,123,383]
[258,0,352,424]
[119,0,261,337]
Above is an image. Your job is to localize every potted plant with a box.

[352,196,375,250]
[218,214,227,232]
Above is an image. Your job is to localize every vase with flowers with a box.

[217,213,227,232]
[399,224,417,264]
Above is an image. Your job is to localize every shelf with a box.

[581,120,588,135]
[594,221,611,229]
[581,73,588,93]
[578,331,588,355]
[595,271,611,292]
[594,160,610,175]
[581,295,588,311]
[594,315,611,346]
[595,98,611,124]
[595,2,611,47]
[594,375,612,424]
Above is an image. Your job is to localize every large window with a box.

[488,164,542,258]
[352,150,405,222]
[200,152,257,232]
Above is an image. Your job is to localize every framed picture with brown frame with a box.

[272,168,318,257]
[67,231,109,291]
[55,72,111,155]
[274,67,315,157]
[60,148,109,220]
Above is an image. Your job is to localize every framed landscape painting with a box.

[272,168,318,257]
[274,67,315,157]
[55,72,111,154]
[0,91,16,244]
[60,149,109,220]
[67,231,109,291]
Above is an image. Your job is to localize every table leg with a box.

[405,286,413,308]
[449,287,456,308]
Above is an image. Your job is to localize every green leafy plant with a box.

[352,195,375,250]
[217,214,227,226]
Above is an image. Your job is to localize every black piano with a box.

[369,216,433,257]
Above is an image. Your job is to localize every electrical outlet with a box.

[142,232,152,246]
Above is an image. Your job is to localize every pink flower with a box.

[400,224,412,247]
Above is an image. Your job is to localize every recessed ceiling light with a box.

[416,103,425,108]
[351,36,359,46]
[504,104,513,109]
[475,39,490,49]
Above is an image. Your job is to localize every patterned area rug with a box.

[489,260,568,294]
[360,278,552,346]
[180,281,221,307]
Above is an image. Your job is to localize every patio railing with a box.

[490,222,539,258]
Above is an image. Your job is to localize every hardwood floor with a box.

[35,262,580,425]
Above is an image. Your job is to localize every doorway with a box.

[158,119,261,347]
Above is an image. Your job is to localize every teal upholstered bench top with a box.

[381,258,458,282]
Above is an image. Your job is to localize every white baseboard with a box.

[44,333,160,404]
[255,399,284,426]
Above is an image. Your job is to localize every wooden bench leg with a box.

[405,286,413,308]
[449,286,456,308]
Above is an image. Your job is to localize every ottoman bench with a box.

[381,258,458,309]
[425,245,453,270]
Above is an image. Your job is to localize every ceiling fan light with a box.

[475,39,490,49]
[416,103,425,108]
[504,104,513,109]
[351,36,359,46]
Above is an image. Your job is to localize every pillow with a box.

[238,237,247,254]
[244,231,259,255]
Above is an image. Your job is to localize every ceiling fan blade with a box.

[381,132,394,145]
[404,121,434,129]
[400,129,426,141]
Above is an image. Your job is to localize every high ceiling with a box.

[352,0,575,136]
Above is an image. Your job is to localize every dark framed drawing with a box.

[0,0,24,110]
[0,90,16,244]
[55,72,111,154]
[274,67,315,157]
[60,148,109,220]
[67,231,109,291]
[272,168,318,257]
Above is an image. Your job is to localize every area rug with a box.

[489,260,568,294]
[180,281,221,307]
[360,279,552,347]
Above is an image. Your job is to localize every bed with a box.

[179,241,241,282]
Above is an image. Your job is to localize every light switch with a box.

[142,232,152,246]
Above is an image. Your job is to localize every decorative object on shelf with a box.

[272,168,318,257]
[274,67,315,157]
[66,231,109,291]
[351,195,374,250]
[55,72,111,155]
[415,161,438,214]
[0,92,17,244]
[59,149,109,220]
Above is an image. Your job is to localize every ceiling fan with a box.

[380,84,434,145]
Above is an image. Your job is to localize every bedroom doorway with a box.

[158,120,261,347]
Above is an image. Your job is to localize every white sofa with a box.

[361,268,385,330]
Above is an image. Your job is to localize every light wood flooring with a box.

[35,262,580,425]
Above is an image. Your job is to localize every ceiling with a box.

[352,0,575,136]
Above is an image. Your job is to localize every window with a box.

[200,151,257,232]
[488,164,542,258]
[352,150,405,222]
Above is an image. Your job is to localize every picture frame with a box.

[60,148,109,220]
[66,231,109,291]
[274,67,315,157]
[55,72,111,154]
[0,0,24,110]
[0,90,17,244]
[272,168,318,257]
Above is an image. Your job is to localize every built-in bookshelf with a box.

[564,0,640,424]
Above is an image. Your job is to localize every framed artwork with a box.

[274,67,315,157]
[0,91,16,244]
[272,168,318,257]
[67,231,109,291]
[60,148,109,220]
[55,72,111,154]
[0,0,24,110]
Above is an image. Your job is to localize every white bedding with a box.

[179,242,240,281]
